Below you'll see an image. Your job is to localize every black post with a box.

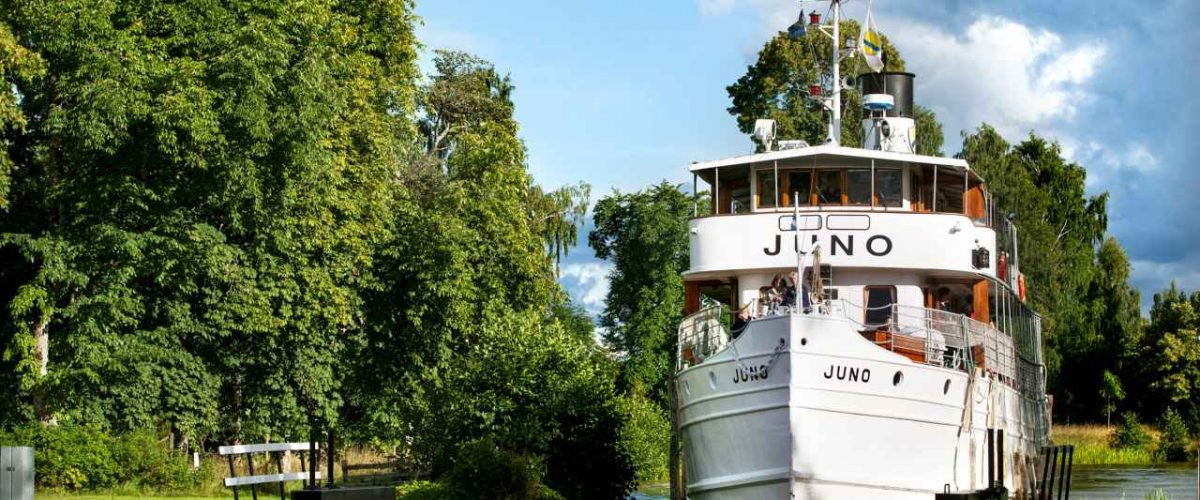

[1056,446,1068,500]
[247,453,259,500]
[227,455,240,500]
[987,428,995,487]
[1063,445,1074,499]
[1044,446,1058,500]
[997,429,1005,489]
[327,428,336,488]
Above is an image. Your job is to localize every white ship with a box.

[672,2,1051,498]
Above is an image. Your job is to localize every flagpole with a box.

[795,193,802,311]
[830,0,841,145]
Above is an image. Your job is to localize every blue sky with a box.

[415,0,1200,316]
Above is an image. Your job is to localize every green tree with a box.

[726,23,943,154]
[960,126,1112,420]
[1139,284,1200,428]
[348,50,631,496]
[0,0,420,442]
[589,182,693,402]
[1155,408,1192,462]
[1099,370,1125,426]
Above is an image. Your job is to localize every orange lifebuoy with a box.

[1018,274,1027,302]
[998,252,1008,281]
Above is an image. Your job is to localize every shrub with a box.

[446,439,543,500]
[619,394,670,483]
[109,429,202,491]
[1,424,119,490]
[396,480,452,500]
[1111,412,1151,450]
[0,424,208,492]
[1155,408,1192,462]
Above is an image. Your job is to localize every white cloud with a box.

[559,261,612,314]
[695,3,1108,150]
[1061,138,1159,189]
[1131,258,1200,311]
[888,16,1106,141]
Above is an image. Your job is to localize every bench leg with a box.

[276,452,286,499]
[227,455,239,500]
[247,453,258,500]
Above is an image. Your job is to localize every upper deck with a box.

[686,145,1015,282]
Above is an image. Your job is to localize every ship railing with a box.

[677,305,729,370]
[836,300,1019,380]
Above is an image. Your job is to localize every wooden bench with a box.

[220,442,322,500]
[862,329,927,364]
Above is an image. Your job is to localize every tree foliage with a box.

[1,0,421,439]
[0,5,632,494]
[590,182,694,403]
[726,23,943,154]
[960,125,1119,420]
[1137,284,1200,428]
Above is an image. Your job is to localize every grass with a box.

[1052,424,1162,465]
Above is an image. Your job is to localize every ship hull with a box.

[676,314,1045,499]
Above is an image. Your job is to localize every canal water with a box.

[632,464,1200,499]
[1071,464,1197,499]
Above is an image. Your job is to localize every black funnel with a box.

[858,72,914,118]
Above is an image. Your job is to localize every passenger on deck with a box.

[731,307,752,339]
[936,287,953,312]
[782,271,811,310]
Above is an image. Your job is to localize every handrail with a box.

[677,305,729,370]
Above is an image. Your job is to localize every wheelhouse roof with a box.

[688,144,971,173]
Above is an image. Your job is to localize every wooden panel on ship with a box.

[862,330,927,364]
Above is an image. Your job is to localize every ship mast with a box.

[829,0,841,145]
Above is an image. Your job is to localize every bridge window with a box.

[847,169,872,206]
[936,167,964,214]
[783,170,813,207]
[876,169,903,208]
[757,169,778,209]
[816,170,842,205]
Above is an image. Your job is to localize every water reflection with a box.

[630,465,1199,499]
[1061,464,1196,500]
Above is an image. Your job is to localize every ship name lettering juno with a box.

[763,234,893,257]
[733,364,769,383]
[823,364,871,383]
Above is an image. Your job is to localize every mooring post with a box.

[1060,446,1070,496]
[1044,446,1058,500]
[1063,445,1074,499]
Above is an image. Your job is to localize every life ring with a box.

[1018,274,1027,302]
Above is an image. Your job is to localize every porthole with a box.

[892,371,904,386]
[708,371,718,389]
[800,337,808,346]
[943,379,952,395]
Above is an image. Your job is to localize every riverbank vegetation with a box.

[0,1,636,498]
[1053,420,1199,465]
